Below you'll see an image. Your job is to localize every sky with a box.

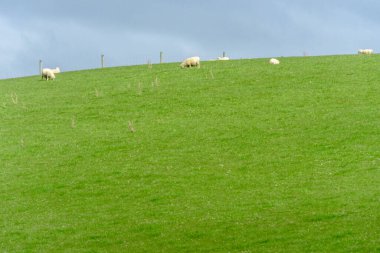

[1,0,379,79]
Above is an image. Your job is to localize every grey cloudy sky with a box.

[1,0,379,79]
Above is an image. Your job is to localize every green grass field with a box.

[1,55,379,252]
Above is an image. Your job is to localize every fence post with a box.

[101,54,105,68]
[39,59,43,75]
[223,51,226,57]
[160,51,163,64]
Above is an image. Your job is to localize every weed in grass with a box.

[152,76,160,87]
[95,88,100,97]
[128,120,135,133]
[209,69,215,79]
[10,92,18,104]
[71,116,76,128]
[155,76,160,86]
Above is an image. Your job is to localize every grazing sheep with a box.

[269,58,280,65]
[217,56,230,61]
[180,56,200,68]
[42,67,60,80]
[358,49,374,55]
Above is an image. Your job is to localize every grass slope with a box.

[1,55,379,252]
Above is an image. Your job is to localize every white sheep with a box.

[358,49,374,55]
[42,67,60,80]
[217,56,230,61]
[269,58,280,65]
[180,56,200,68]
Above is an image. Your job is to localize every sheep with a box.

[41,67,60,80]
[180,56,200,68]
[269,58,280,65]
[358,49,374,55]
[217,56,230,61]
[42,69,55,80]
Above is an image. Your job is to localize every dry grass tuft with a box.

[95,88,100,97]
[147,60,153,69]
[209,70,215,79]
[152,76,160,87]
[71,116,76,128]
[11,93,18,104]
[128,121,136,133]
[137,82,142,95]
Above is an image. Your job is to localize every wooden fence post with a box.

[39,60,43,75]
[223,51,226,57]
[160,51,163,64]
[101,54,105,68]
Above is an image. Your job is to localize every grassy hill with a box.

[1,55,379,252]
